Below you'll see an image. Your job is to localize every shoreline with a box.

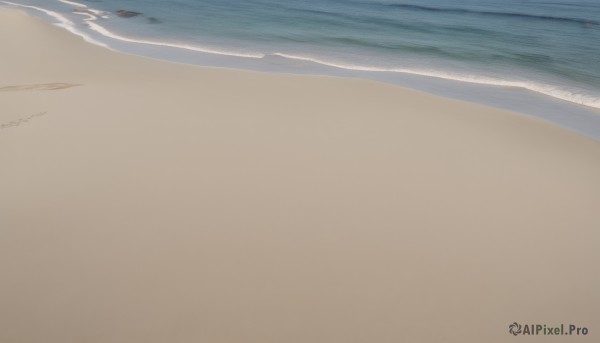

[1,8,599,343]
[3,1,600,142]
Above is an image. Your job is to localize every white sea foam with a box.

[73,10,97,22]
[86,22,264,59]
[1,1,108,48]
[58,0,87,8]
[88,9,107,17]
[272,53,600,109]
[57,0,107,18]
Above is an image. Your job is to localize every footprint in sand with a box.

[0,83,81,130]
[0,112,47,130]
[0,83,82,91]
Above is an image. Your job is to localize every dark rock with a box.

[114,10,142,18]
[147,17,162,24]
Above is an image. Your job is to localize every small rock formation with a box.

[147,17,162,24]
[114,10,142,18]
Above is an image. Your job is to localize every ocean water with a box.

[3,0,600,139]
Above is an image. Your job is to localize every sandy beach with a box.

[1,8,599,343]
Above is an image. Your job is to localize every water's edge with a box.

[3,1,600,142]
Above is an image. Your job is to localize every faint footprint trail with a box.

[0,83,82,91]
[1,112,48,130]
[0,83,82,131]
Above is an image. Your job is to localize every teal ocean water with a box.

[3,0,600,138]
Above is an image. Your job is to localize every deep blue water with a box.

[2,0,600,139]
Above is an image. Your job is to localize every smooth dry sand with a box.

[1,9,599,343]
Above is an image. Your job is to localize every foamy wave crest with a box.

[73,10,97,22]
[1,1,108,48]
[86,22,264,59]
[58,0,87,8]
[57,0,108,17]
[272,53,600,109]
[88,9,109,18]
